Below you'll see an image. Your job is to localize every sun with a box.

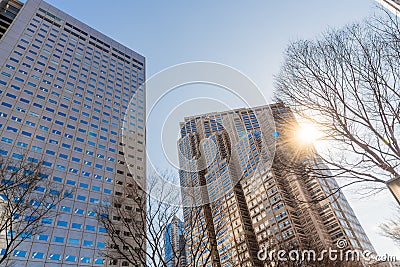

[296,123,322,144]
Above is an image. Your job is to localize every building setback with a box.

[0,0,145,266]
[178,103,374,267]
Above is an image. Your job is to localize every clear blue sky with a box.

[44,0,399,257]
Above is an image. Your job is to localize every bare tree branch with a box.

[380,206,400,247]
[0,153,69,265]
[275,9,400,197]
[97,171,219,267]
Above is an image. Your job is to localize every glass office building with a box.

[178,104,374,267]
[165,216,187,267]
[0,0,145,266]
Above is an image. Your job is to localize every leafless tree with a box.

[0,154,67,265]
[274,8,400,197]
[380,206,400,247]
[181,204,219,267]
[97,171,222,267]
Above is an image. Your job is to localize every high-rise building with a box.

[165,216,187,267]
[178,103,374,267]
[0,0,145,266]
[0,0,23,40]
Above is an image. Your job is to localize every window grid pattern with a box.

[0,0,145,266]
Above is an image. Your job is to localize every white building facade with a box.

[0,0,145,265]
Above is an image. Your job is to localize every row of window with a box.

[0,93,144,135]
[1,73,137,111]
[22,22,143,85]
[11,34,142,99]
[33,12,143,68]
[0,80,141,118]
[3,35,145,125]
[2,249,103,264]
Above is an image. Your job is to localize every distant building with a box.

[0,0,146,265]
[165,216,187,267]
[178,103,375,266]
[0,0,23,39]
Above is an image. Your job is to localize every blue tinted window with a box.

[77,195,86,201]
[1,137,12,143]
[68,238,79,245]
[83,240,94,246]
[36,135,45,141]
[32,252,44,259]
[53,176,63,182]
[6,93,16,98]
[86,225,95,231]
[39,125,48,131]
[74,208,84,215]
[106,167,113,172]
[2,102,12,108]
[53,236,64,243]
[45,150,55,155]
[42,218,52,224]
[43,161,52,167]
[34,187,45,192]
[88,211,96,217]
[12,153,23,159]
[13,250,27,257]
[66,180,76,185]
[90,198,99,203]
[57,221,68,227]
[21,131,32,137]
[64,192,74,198]
[65,255,77,262]
[81,257,91,263]
[31,145,41,151]
[49,254,61,260]
[62,143,71,149]
[95,258,104,264]
[72,223,82,229]
[60,206,71,212]
[69,168,78,174]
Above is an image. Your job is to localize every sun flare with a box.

[296,123,322,144]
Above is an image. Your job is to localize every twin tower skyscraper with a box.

[0,0,373,266]
[177,104,374,267]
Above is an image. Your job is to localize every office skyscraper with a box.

[0,0,145,266]
[178,103,374,267]
[165,216,187,267]
[0,0,23,40]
